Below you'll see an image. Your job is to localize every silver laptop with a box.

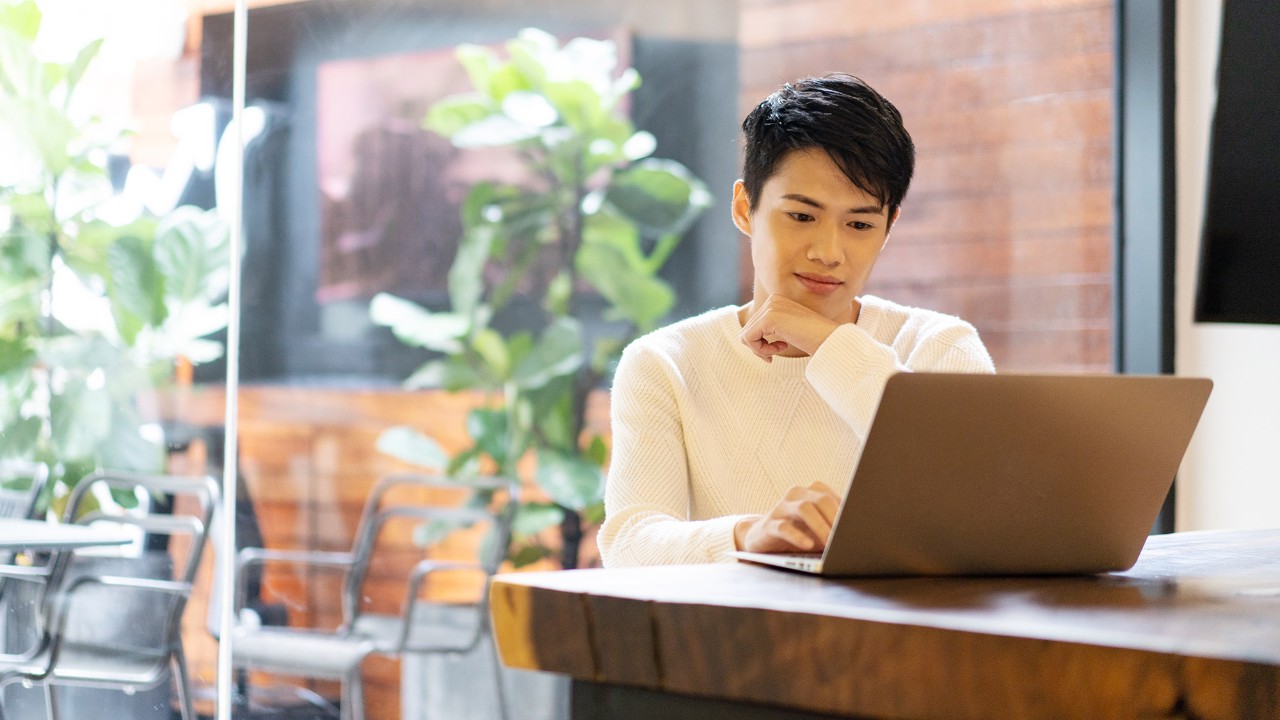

[730,372,1213,577]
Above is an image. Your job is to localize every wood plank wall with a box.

[738,0,1116,372]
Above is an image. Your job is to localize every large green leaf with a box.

[0,416,40,459]
[455,44,498,99]
[3,190,51,229]
[174,337,224,364]
[0,338,34,379]
[487,63,533,103]
[105,234,166,343]
[65,217,154,279]
[471,328,511,379]
[49,381,111,460]
[606,158,712,237]
[164,302,229,343]
[510,543,552,569]
[535,448,604,510]
[584,434,608,467]
[63,38,103,107]
[451,114,540,148]
[37,333,116,373]
[402,360,446,390]
[504,28,558,87]
[513,318,583,391]
[0,274,40,329]
[582,500,606,526]
[576,243,675,331]
[99,414,164,473]
[523,377,574,450]
[153,205,230,304]
[448,214,495,319]
[0,1,39,41]
[369,293,467,354]
[375,426,447,471]
[581,208,644,270]
[608,67,643,107]
[402,356,490,392]
[543,270,571,316]
[543,79,604,134]
[512,502,565,537]
[501,90,557,128]
[467,407,510,468]
[423,92,492,138]
[10,97,73,176]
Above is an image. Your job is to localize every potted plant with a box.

[0,0,229,516]
[370,28,710,569]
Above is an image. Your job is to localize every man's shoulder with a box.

[628,306,736,353]
[620,305,738,373]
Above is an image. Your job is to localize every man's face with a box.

[733,148,898,324]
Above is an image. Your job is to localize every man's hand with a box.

[734,482,841,553]
[739,295,847,361]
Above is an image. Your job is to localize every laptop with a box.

[730,372,1213,577]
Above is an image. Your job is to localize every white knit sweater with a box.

[597,295,996,568]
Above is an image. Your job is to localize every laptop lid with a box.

[817,373,1213,577]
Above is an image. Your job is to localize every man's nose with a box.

[807,225,842,266]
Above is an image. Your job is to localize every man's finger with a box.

[771,519,814,551]
[794,502,833,542]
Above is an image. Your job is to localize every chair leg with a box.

[41,680,54,720]
[342,667,365,720]
[170,650,195,720]
[488,634,509,720]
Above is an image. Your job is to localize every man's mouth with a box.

[795,273,842,295]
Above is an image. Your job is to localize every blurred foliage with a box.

[371,28,710,568]
[0,0,228,515]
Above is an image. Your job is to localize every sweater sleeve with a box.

[805,317,995,441]
[597,343,751,567]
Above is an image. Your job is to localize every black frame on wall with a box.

[1114,0,1177,533]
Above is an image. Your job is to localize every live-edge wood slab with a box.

[490,528,1280,719]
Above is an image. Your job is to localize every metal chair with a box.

[231,473,518,720]
[0,461,49,522]
[0,471,219,720]
[0,461,53,663]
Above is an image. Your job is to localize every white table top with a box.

[0,518,133,551]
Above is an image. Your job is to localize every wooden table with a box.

[0,518,132,552]
[490,528,1280,720]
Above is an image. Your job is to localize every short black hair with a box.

[740,73,915,213]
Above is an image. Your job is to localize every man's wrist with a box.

[733,516,758,551]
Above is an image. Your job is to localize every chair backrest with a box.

[47,472,220,664]
[0,460,50,520]
[341,474,518,629]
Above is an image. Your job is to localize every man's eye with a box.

[849,221,874,231]
[788,212,815,222]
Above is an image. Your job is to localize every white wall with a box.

[1175,0,1280,530]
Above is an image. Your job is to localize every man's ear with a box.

[731,180,753,236]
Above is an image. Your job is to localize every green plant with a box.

[370,28,710,568]
[0,0,229,514]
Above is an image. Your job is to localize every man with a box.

[598,74,994,567]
